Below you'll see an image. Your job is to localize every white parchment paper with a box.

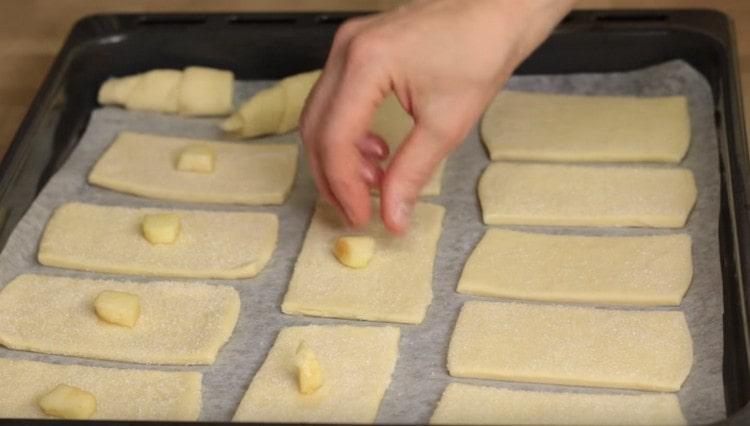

[0,60,723,423]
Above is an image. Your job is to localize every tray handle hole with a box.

[137,16,208,26]
[595,13,669,22]
[227,16,298,25]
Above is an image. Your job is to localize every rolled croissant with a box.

[220,69,322,138]
[98,66,234,117]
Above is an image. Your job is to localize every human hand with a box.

[300,0,575,234]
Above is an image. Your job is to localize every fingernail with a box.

[394,201,412,228]
[371,142,386,158]
[363,135,387,159]
[362,167,376,185]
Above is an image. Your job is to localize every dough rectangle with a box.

[458,229,692,306]
[38,202,278,279]
[481,91,690,163]
[430,383,686,425]
[232,325,400,423]
[0,358,201,420]
[478,162,697,228]
[447,301,693,391]
[89,131,298,205]
[281,200,445,324]
[0,274,240,365]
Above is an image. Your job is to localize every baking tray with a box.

[0,9,747,426]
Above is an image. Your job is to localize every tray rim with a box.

[0,8,748,426]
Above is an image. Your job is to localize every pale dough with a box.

[281,200,445,324]
[458,229,692,306]
[232,325,400,423]
[98,74,140,105]
[430,383,686,425]
[99,67,235,116]
[0,274,240,365]
[88,131,298,205]
[38,202,278,279]
[177,66,234,116]
[221,70,320,137]
[278,69,323,132]
[371,94,445,196]
[478,162,697,228]
[0,358,201,420]
[447,301,693,391]
[481,90,690,163]
[123,69,182,113]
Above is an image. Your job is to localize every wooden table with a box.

[1,0,748,157]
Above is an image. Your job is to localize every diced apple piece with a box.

[295,341,323,395]
[333,236,375,269]
[94,290,141,327]
[142,213,181,244]
[38,384,96,420]
[176,145,215,173]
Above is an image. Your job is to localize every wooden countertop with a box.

[1,0,748,157]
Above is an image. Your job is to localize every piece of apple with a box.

[177,145,215,173]
[142,213,181,244]
[94,290,141,328]
[333,236,375,269]
[38,384,96,420]
[295,341,323,395]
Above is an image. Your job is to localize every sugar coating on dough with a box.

[371,94,445,196]
[0,274,240,365]
[233,325,400,423]
[430,383,686,425]
[177,66,234,116]
[481,90,690,163]
[38,202,278,279]
[478,162,697,228]
[459,229,692,306]
[89,132,298,205]
[447,301,693,391]
[124,69,182,113]
[0,358,201,420]
[281,200,445,324]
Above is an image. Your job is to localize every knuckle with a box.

[335,19,360,40]
[346,32,387,66]
[426,120,469,146]
[332,18,364,49]
[389,165,429,193]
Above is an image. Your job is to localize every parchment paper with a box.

[0,60,723,424]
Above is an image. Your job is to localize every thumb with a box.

[380,125,449,234]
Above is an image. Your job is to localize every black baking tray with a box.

[0,9,748,426]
